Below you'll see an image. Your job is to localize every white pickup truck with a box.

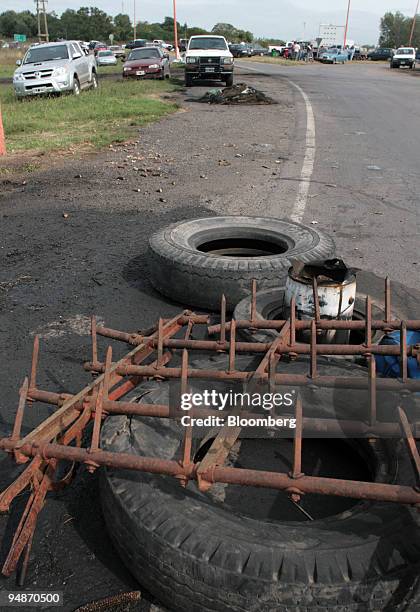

[390,47,416,69]
[184,35,234,87]
[13,40,97,98]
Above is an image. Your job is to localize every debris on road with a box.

[197,83,277,105]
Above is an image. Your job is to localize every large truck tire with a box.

[148,217,335,311]
[100,357,420,612]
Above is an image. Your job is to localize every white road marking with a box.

[238,64,316,222]
[288,80,316,223]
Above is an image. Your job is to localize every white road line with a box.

[288,80,316,223]
[238,64,316,222]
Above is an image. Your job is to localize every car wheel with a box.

[148,217,335,311]
[224,73,234,87]
[90,72,98,89]
[72,78,81,96]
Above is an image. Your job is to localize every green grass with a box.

[96,63,125,75]
[243,56,307,66]
[0,65,14,78]
[1,77,179,153]
[0,48,25,79]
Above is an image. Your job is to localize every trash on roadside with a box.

[197,83,277,105]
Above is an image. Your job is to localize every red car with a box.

[122,46,171,79]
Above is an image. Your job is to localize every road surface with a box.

[238,60,420,291]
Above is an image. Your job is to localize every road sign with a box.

[14,34,27,43]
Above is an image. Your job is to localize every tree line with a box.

[0,9,260,44]
[379,11,420,48]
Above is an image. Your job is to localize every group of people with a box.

[282,42,356,62]
[283,41,314,62]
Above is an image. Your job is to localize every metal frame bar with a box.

[1,279,420,581]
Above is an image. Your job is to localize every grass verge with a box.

[0,48,25,79]
[1,77,179,153]
[242,56,307,66]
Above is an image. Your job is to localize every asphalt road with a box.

[238,60,420,291]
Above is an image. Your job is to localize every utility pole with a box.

[344,0,351,48]
[133,0,136,40]
[42,0,49,43]
[409,0,420,46]
[173,0,180,59]
[34,0,49,42]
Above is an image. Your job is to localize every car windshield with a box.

[24,44,69,64]
[189,37,227,50]
[396,48,413,55]
[99,51,113,56]
[128,48,160,60]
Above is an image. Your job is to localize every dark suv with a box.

[368,48,394,61]
[125,39,148,50]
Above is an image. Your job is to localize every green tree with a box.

[114,13,132,41]
[379,11,410,47]
[211,22,253,43]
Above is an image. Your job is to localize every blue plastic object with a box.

[375,330,420,379]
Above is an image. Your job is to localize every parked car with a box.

[96,50,117,66]
[122,46,170,79]
[125,39,149,50]
[153,39,173,51]
[185,35,234,87]
[353,48,368,61]
[109,45,126,58]
[251,44,269,56]
[229,44,251,58]
[390,47,416,69]
[179,39,188,52]
[13,40,98,98]
[367,48,394,61]
[319,48,348,64]
[93,42,108,55]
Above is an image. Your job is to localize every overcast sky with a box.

[5,1,418,43]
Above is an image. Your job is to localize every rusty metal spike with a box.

[365,296,372,347]
[312,277,320,322]
[103,346,113,400]
[385,277,391,324]
[91,316,98,365]
[11,377,29,443]
[250,280,257,322]
[157,317,163,367]
[310,320,317,378]
[90,382,104,455]
[29,335,39,391]
[290,296,296,346]
[368,355,377,427]
[400,321,407,382]
[229,318,236,372]
[220,294,226,345]
[291,396,303,479]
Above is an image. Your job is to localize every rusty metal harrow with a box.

[1,277,420,583]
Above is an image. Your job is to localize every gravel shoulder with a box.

[0,70,293,610]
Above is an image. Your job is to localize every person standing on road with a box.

[294,41,301,61]
[307,44,313,62]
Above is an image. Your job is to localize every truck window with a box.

[189,38,227,51]
[24,44,69,64]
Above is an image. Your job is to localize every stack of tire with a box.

[100,216,420,611]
